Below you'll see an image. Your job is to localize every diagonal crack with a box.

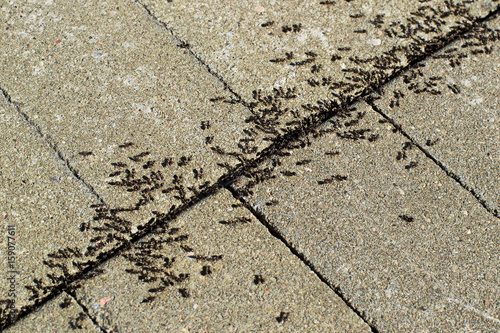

[226,185,381,333]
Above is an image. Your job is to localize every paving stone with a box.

[140,0,499,135]
[4,292,99,332]
[0,101,100,323]
[71,189,370,332]
[368,17,500,216]
[231,100,500,332]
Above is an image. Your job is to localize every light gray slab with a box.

[231,101,500,332]
[0,101,100,323]
[4,292,100,333]
[72,189,371,332]
[140,0,499,135]
[368,17,500,216]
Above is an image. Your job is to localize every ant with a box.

[59,297,72,309]
[399,215,414,223]
[201,266,212,276]
[261,21,274,27]
[254,275,265,285]
[276,312,290,323]
[118,142,134,148]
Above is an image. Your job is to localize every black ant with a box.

[59,297,72,309]
[405,161,418,170]
[426,138,439,146]
[118,142,134,148]
[199,266,212,276]
[276,312,290,323]
[201,121,210,130]
[254,275,265,285]
[399,215,414,223]
[129,152,150,162]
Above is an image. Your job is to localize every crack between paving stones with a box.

[65,291,107,333]
[134,0,251,110]
[365,98,500,220]
[0,88,108,209]
[226,185,380,333]
[1,5,500,330]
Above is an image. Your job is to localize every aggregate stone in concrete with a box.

[71,189,371,332]
[369,17,500,216]
[140,0,499,135]
[0,0,263,227]
[5,292,99,333]
[231,101,500,332]
[0,102,100,319]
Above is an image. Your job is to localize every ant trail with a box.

[3,4,500,330]
[225,185,380,333]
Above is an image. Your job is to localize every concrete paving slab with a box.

[367,17,500,216]
[0,101,101,323]
[231,101,500,332]
[71,189,371,332]
[5,292,100,332]
[140,0,499,136]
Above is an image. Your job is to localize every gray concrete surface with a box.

[231,101,500,332]
[68,189,370,332]
[0,101,98,313]
[0,0,499,331]
[140,0,499,136]
[0,0,262,214]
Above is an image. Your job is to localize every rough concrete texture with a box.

[369,16,500,216]
[0,0,268,316]
[5,292,99,332]
[0,0,262,224]
[0,0,499,331]
[231,101,500,332]
[140,0,499,135]
[0,101,99,316]
[71,189,370,332]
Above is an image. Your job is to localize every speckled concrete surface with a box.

[139,0,499,135]
[231,101,500,332]
[0,0,261,215]
[4,292,99,332]
[71,189,370,332]
[1,0,499,332]
[368,16,500,216]
[0,101,99,315]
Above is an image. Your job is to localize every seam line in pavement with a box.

[134,0,251,109]
[135,0,500,221]
[226,185,380,332]
[65,291,106,333]
[0,88,107,208]
[365,97,500,219]
[1,4,499,330]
